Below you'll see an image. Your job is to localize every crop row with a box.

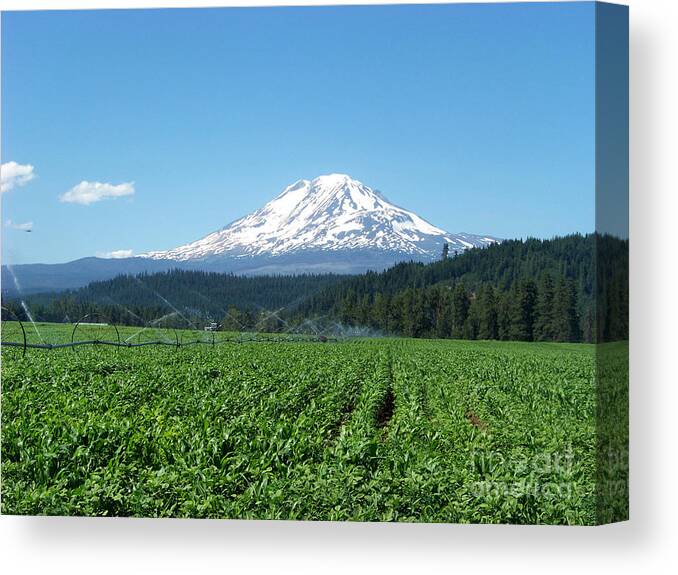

[1,337,599,523]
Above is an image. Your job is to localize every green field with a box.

[1,322,605,523]
[0,320,320,347]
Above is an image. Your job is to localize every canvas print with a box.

[0,2,628,524]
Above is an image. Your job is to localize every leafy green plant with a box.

[1,326,607,524]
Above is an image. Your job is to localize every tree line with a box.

[2,233,628,343]
[294,233,627,343]
[2,270,345,328]
[314,274,584,342]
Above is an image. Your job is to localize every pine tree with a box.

[452,283,470,339]
[399,288,415,337]
[509,280,537,341]
[389,292,404,334]
[582,303,595,343]
[464,297,481,340]
[410,289,427,337]
[496,291,512,340]
[534,273,555,341]
[478,284,498,340]
[358,294,371,326]
[373,292,388,330]
[442,243,449,260]
[434,287,453,338]
[552,277,580,342]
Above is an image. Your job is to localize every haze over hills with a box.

[1,174,499,295]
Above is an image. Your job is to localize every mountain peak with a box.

[279,173,356,195]
[311,173,356,187]
[142,175,499,263]
[314,172,352,181]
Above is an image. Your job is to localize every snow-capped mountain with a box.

[1,174,500,294]
[143,174,498,263]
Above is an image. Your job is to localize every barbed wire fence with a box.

[1,306,338,357]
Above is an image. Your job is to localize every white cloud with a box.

[96,249,134,259]
[1,161,36,193]
[5,219,33,231]
[59,180,135,205]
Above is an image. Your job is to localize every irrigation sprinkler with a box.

[1,306,27,356]
[1,310,350,356]
[71,313,121,351]
[137,325,180,349]
[180,327,213,347]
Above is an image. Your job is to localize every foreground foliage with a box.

[2,336,605,523]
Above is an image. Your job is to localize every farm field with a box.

[0,320,319,347]
[1,324,606,524]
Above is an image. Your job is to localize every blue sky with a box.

[2,2,595,264]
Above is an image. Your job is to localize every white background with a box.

[1,0,676,573]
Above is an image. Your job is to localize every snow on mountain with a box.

[142,174,498,262]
